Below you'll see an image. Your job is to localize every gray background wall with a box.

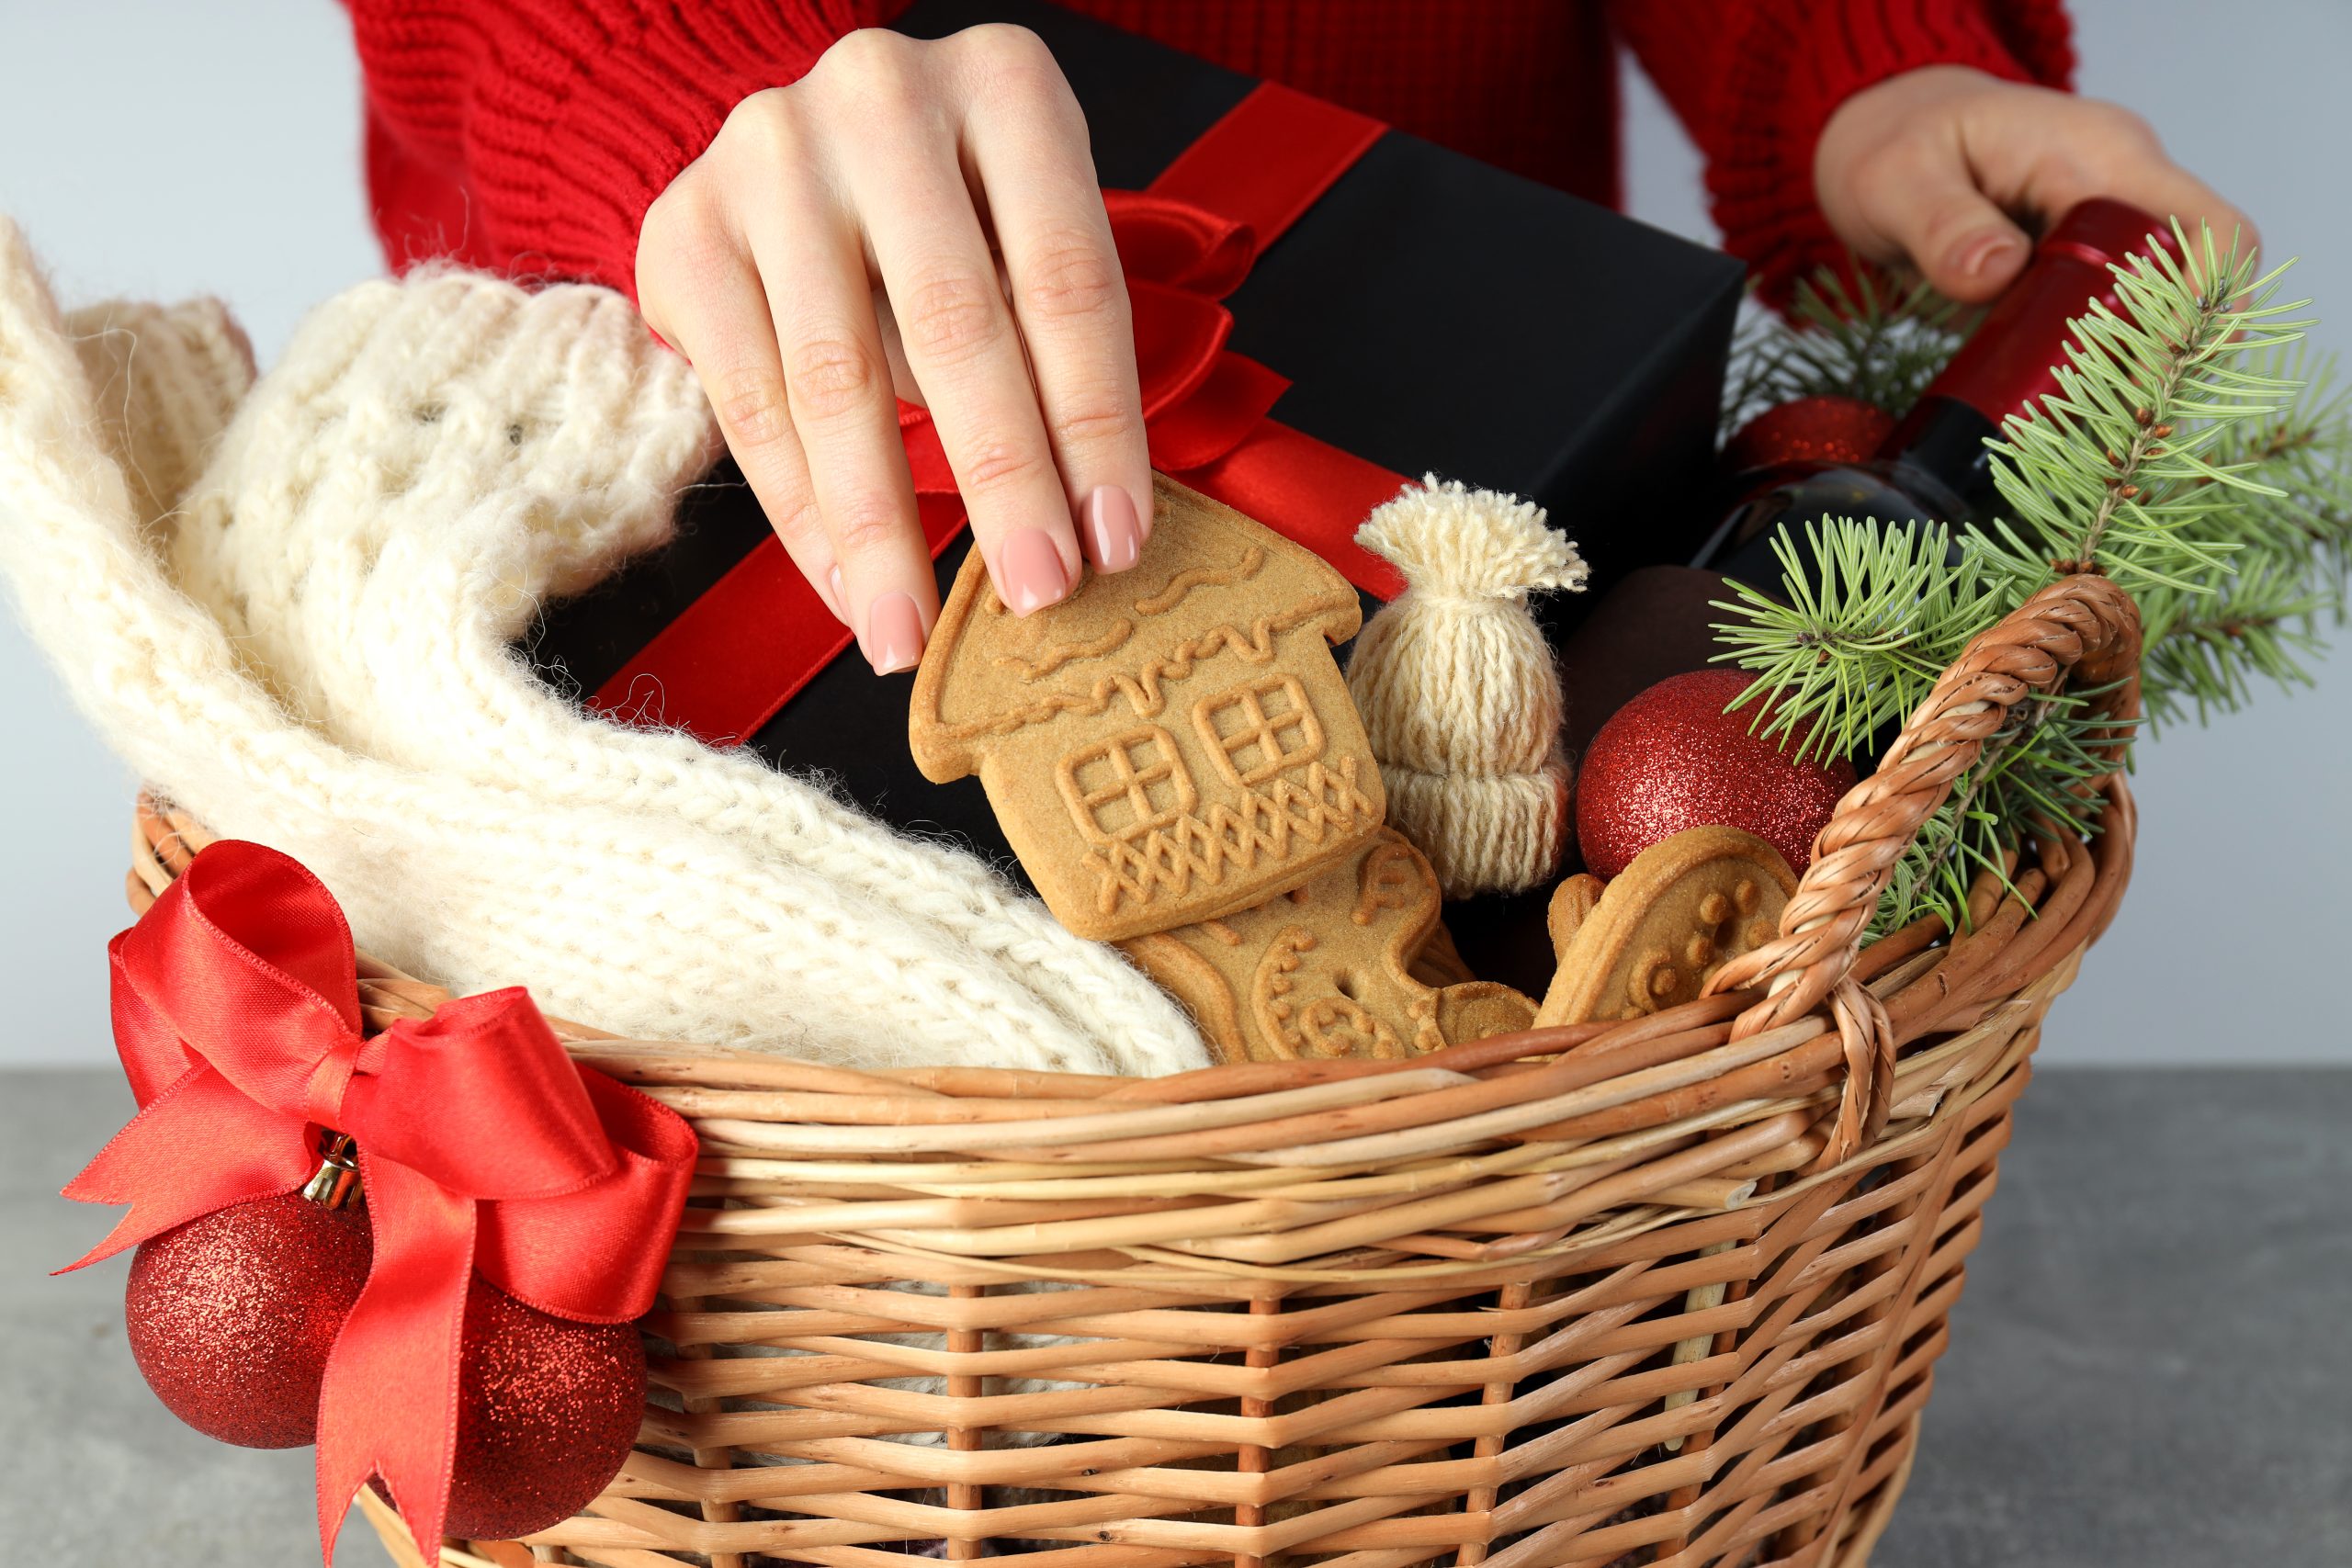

[2,0,2346,1066]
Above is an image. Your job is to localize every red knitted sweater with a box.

[348,0,2072,301]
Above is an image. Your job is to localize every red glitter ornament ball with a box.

[1576,669,1857,880]
[440,1277,647,1542]
[1723,395,1896,475]
[124,1190,372,1449]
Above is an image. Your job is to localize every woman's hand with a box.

[637,25,1151,674]
[1815,65,2256,302]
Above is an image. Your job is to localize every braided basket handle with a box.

[1703,573,2143,1167]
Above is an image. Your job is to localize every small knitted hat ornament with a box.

[1344,478,1588,898]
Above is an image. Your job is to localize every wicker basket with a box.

[129,576,2141,1568]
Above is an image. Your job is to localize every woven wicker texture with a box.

[130,577,2141,1568]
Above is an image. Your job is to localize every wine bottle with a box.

[1696,197,2183,585]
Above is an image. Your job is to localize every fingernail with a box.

[996,528,1069,615]
[862,592,926,674]
[1954,232,2022,278]
[825,566,846,621]
[1083,485,1143,572]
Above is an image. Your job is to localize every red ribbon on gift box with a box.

[591,81,1413,746]
[57,840,697,1561]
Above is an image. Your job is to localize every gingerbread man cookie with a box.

[1535,827,1796,1026]
[1121,829,1536,1065]
[1544,873,1605,953]
[1407,919,1476,988]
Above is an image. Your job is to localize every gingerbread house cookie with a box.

[1119,829,1535,1066]
[910,474,1386,942]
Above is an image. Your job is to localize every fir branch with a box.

[1711,519,1996,763]
[1716,225,2346,935]
[1972,226,2313,601]
[2140,558,2337,725]
[1724,265,1972,432]
[1868,688,2130,938]
[2133,344,2352,724]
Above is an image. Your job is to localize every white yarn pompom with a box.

[1354,475,1588,603]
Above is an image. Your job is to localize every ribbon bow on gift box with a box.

[594,81,1413,745]
[58,840,697,1558]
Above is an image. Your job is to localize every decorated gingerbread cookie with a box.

[1120,829,1535,1065]
[1535,827,1796,1026]
[1407,919,1476,988]
[1434,980,1541,1045]
[1544,873,1605,953]
[910,474,1385,942]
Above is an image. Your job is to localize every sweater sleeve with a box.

[1611,0,2075,298]
[346,0,877,299]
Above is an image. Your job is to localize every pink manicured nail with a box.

[1955,233,2021,277]
[825,566,847,621]
[996,528,1069,615]
[862,592,926,674]
[1083,486,1143,572]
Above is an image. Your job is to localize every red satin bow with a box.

[587,81,1406,744]
[897,189,1291,502]
[60,840,697,1560]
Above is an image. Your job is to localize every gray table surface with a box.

[6,1066,2346,1566]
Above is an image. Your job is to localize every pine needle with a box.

[1723,265,1973,431]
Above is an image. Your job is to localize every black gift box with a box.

[526,0,1745,886]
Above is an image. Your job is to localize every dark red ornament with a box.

[124,1187,372,1449]
[1576,669,1857,880]
[1723,395,1896,475]
[437,1276,647,1541]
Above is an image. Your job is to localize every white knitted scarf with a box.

[0,220,1209,1077]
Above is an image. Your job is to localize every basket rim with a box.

[126,775,2124,1286]
[116,572,2142,1284]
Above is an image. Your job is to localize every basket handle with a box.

[1703,572,2143,1168]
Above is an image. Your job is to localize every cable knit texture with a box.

[0,221,1209,1077]
[1344,479,1586,900]
[347,0,2070,306]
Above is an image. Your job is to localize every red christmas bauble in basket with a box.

[1577,668,1855,878]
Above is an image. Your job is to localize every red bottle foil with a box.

[1888,197,2188,441]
